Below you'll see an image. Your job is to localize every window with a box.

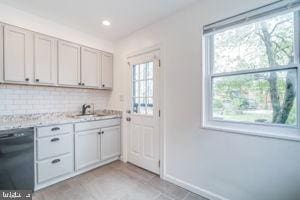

[203,2,300,139]
[132,61,154,115]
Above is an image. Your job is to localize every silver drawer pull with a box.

[52,159,61,164]
[50,138,60,142]
[51,127,60,131]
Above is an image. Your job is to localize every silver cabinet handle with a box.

[51,127,60,131]
[52,159,61,164]
[51,138,60,142]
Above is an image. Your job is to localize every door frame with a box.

[124,44,165,178]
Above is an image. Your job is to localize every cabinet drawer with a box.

[75,118,120,132]
[37,124,73,138]
[37,153,73,184]
[37,134,73,160]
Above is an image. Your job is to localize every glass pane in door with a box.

[132,61,154,115]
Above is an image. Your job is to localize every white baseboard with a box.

[164,174,229,200]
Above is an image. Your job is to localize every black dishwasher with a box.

[0,128,34,190]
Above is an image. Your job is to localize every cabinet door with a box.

[34,34,57,85]
[81,47,99,88]
[0,24,3,82]
[75,130,100,170]
[101,126,121,161]
[58,40,80,86]
[4,25,33,83]
[101,53,113,89]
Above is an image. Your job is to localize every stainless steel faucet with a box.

[82,104,91,115]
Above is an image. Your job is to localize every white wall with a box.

[0,84,111,116]
[0,3,113,53]
[111,0,300,200]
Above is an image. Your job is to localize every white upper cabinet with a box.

[0,24,3,82]
[101,53,113,89]
[0,23,113,89]
[101,126,121,161]
[58,40,80,86]
[81,47,99,88]
[34,34,57,85]
[4,25,33,83]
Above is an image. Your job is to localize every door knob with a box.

[126,117,131,122]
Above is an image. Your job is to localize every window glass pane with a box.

[132,61,155,115]
[212,69,297,126]
[132,98,139,114]
[133,81,139,97]
[147,98,154,115]
[147,80,153,97]
[140,63,147,80]
[133,64,139,81]
[147,62,154,79]
[140,81,146,97]
[214,12,294,73]
[140,98,147,114]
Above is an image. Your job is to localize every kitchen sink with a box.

[95,114,107,117]
[71,114,107,118]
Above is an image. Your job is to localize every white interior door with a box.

[127,51,160,174]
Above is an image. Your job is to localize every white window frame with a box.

[202,9,300,141]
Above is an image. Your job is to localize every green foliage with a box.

[212,12,297,125]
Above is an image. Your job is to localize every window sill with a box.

[202,124,300,142]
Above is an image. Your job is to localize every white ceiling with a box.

[0,0,199,41]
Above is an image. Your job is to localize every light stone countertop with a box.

[0,110,122,131]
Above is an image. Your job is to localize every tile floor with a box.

[33,161,208,200]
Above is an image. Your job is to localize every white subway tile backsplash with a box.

[0,84,111,116]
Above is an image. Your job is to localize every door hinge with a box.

[158,160,161,167]
[159,59,161,67]
[159,109,161,117]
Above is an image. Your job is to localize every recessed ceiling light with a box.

[102,20,111,26]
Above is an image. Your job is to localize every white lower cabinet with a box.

[35,124,74,185]
[37,133,73,160]
[75,130,101,170]
[37,154,73,184]
[35,118,121,190]
[101,126,121,161]
[74,120,121,171]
